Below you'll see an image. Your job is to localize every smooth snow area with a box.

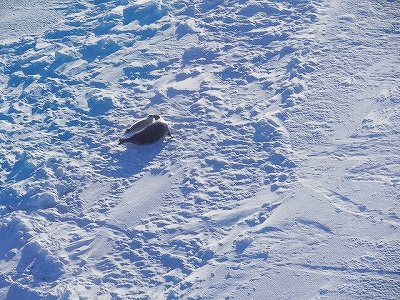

[0,0,73,41]
[0,0,399,299]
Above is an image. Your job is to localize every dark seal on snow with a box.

[125,114,160,134]
[119,120,172,145]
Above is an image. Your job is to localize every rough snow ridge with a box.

[0,0,318,210]
[0,0,399,299]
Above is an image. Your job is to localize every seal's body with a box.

[125,114,160,134]
[119,121,172,145]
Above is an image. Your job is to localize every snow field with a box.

[0,0,399,299]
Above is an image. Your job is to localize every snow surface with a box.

[0,0,399,299]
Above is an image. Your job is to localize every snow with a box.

[0,0,399,299]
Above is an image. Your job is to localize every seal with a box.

[119,120,172,145]
[125,114,160,134]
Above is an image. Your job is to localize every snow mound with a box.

[123,1,168,26]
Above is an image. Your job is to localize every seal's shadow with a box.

[102,142,165,178]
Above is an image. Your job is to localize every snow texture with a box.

[0,0,399,299]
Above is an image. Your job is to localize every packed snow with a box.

[0,0,399,299]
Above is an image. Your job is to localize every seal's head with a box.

[148,114,160,120]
